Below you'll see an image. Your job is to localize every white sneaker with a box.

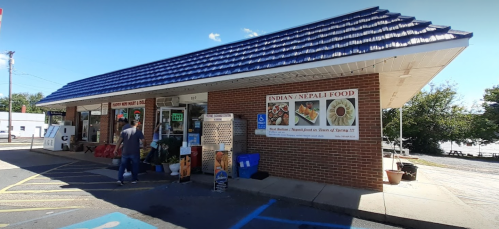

[117,181,124,186]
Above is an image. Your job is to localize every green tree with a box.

[0,92,46,113]
[383,83,470,154]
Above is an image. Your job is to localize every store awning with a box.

[37,6,472,109]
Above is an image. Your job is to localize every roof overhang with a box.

[37,38,469,109]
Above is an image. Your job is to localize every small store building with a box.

[37,7,472,191]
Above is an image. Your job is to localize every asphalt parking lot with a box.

[0,148,401,229]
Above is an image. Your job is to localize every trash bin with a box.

[237,153,260,179]
[396,162,418,181]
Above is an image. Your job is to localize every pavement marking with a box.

[44,171,88,174]
[30,174,105,179]
[0,161,77,193]
[255,216,367,229]
[0,206,81,213]
[0,224,8,228]
[4,209,79,228]
[59,212,156,229]
[229,199,276,229]
[20,180,171,185]
[52,167,106,171]
[3,187,154,194]
[0,199,88,203]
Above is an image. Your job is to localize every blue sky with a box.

[0,0,497,108]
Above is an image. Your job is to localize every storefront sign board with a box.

[101,103,108,115]
[257,114,266,129]
[266,89,359,140]
[204,114,233,122]
[111,99,146,109]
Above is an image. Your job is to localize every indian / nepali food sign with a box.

[266,89,359,140]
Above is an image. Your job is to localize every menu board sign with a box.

[266,89,359,140]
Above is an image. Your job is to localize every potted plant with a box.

[385,137,404,185]
[153,157,164,172]
[168,156,180,176]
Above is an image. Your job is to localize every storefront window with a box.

[112,108,145,143]
[187,104,207,146]
[89,111,101,143]
[80,111,89,141]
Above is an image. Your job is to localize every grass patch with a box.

[407,158,447,168]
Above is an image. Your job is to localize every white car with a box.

[0,130,20,139]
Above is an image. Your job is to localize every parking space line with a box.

[0,162,77,193]
[20,180,171,185]
[255,216,366,229]
[0,224,8,227]
[3,187,154,194]
[44,171,87,174]
[51,167,106,171]
[0,206,81,213]
[30,174,104,179]
[0,199,88,203]
[229,199,276,229]
[5,209,78,228]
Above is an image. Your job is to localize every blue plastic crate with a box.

[237,153,260,168]
[239,166,258,179]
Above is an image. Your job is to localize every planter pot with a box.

[169,163,180,176]
[162,163,171,174]
[112,158,121,166]
[155,165,164,172]
[386,170,405,185]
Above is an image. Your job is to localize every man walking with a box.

[113,120,146,185]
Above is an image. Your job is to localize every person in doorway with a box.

[143,122,161,164]
[113,120,146,185]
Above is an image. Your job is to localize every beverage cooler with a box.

[202,114,247,178]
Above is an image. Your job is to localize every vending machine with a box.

[43,125,75,151]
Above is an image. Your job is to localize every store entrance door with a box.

[159,107,187,154]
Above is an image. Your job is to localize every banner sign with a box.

[101,103,109,115]
[111,99,146,109]
[179,145,191,183]
[266,89,359,140]
[214,150,229,192]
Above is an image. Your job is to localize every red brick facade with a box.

[208,74,383,191]
[65,106,77,124]
[99,103,111,143]
[144,98,156,144]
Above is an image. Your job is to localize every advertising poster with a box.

[266,89,359,140]
[214,150,229,192]
[180,155,191,183]
[82,120,89,141]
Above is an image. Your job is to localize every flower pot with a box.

[386,170,404,185]
[169,163,180,176]
[112,158,121,166]
[155,165,164,172]
[162,163,171,174]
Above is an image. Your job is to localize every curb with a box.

[30,148,112,166]
[191,177,466,229]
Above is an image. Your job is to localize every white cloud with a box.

[243,28,258,38]
[208,33,221,42]
[0,93,3,97]
[0,54,9,69]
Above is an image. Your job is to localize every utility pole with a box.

[7,51,14,143]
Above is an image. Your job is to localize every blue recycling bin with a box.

[237,153,260,179]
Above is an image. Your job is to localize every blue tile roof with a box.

[38,6,472,104]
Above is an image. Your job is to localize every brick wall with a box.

[65,106,77,123]
[208,74,383,191]
[144,98,156,144]
[99,103,111,143]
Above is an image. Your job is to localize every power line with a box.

[12,69,65,85]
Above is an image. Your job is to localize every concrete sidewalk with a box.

[192,158,495,229]
[31,148,114,165]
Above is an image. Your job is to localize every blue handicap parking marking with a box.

[59,212,156,229]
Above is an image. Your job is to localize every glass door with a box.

[159,107,187,157]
